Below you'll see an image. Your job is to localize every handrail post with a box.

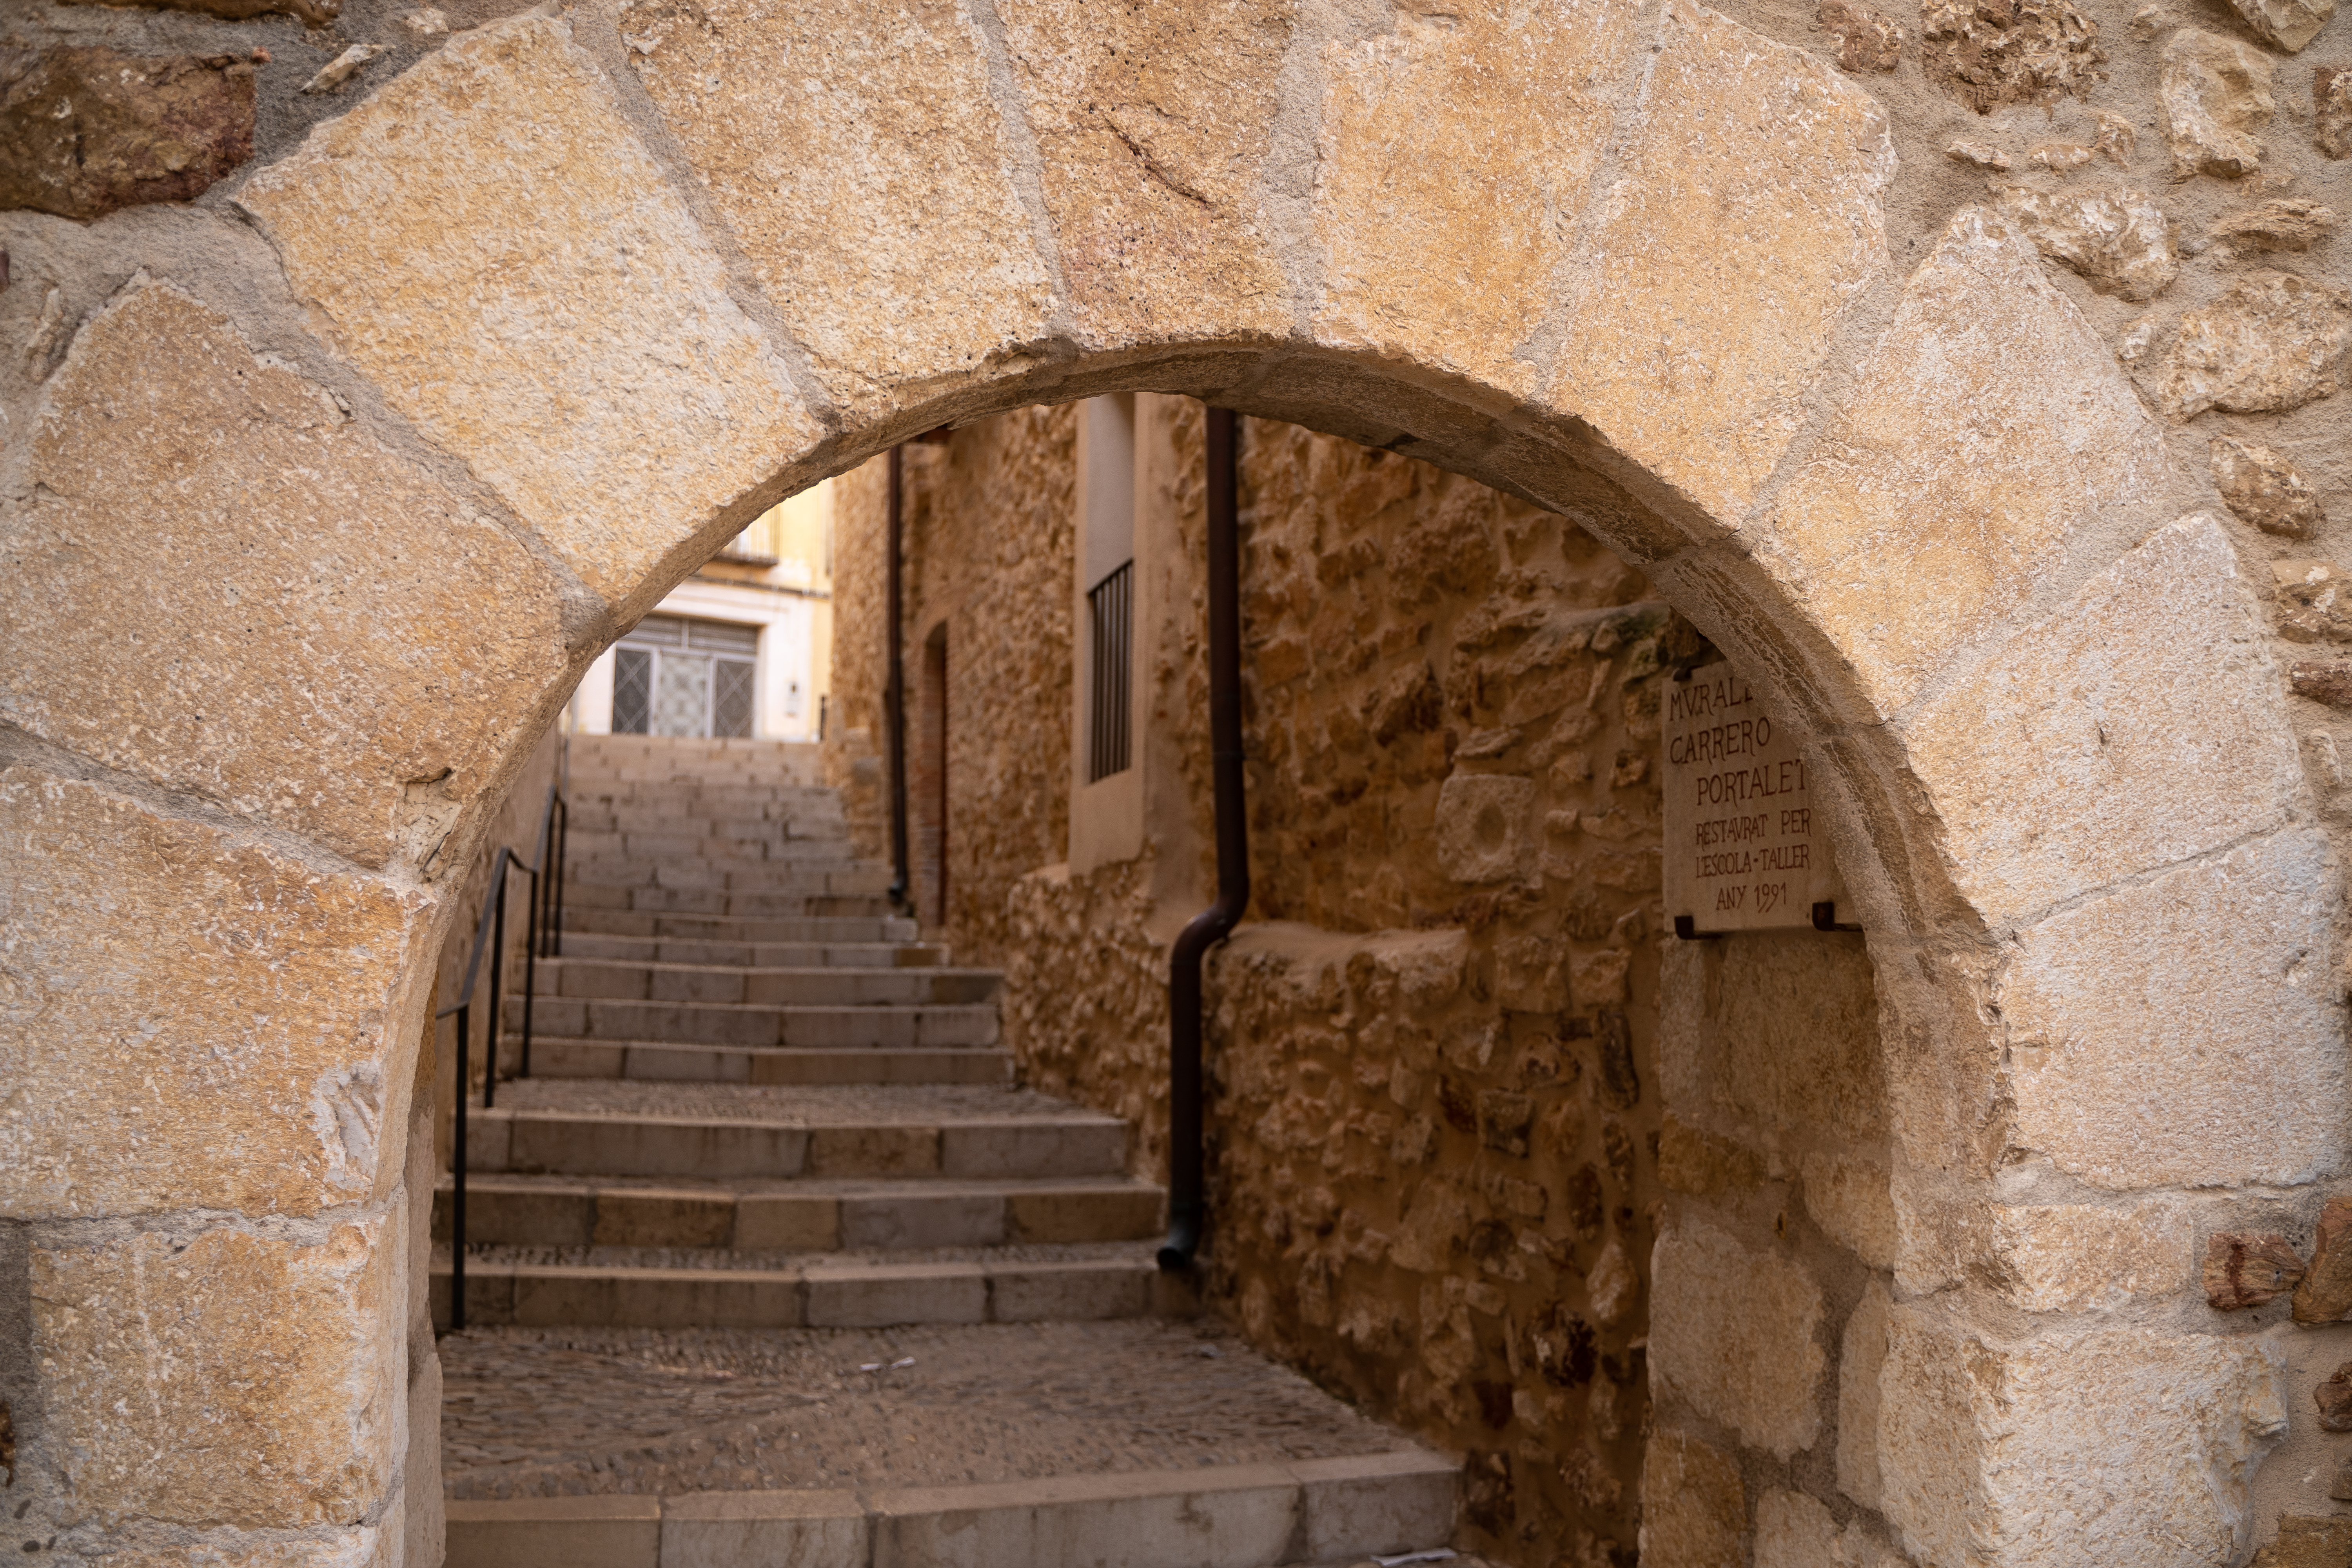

[520,864,539,1081]
[484,854,506,1111]
[551,796,567,958]
[884,445,913,915]
[451,999,468,1333]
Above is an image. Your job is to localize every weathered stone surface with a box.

[2211,198,2339,251]
[1550,0,1892,524]
[2293,660,2352,706]
[2315,1363,2352,1429]
[1880,1308,2286,1568]
[2161,29,2276,178]
[1761,207,2169,711]
[239,15,817,610]
[2154,272,2352,419]
[989,0,1294,348]
[1948,138,2012,169]
[2292,1197,2352,1320]
[34,1219,401,1528]
[1652,1213,1826,1457]
[1434,773,1535,884]
[1838,1281,1891,1510]
[1986,1200,2192,1312]
[0,769,431,1218]
[2317,67,2352,156]
[1996,183,2177,301]
[2215,435,2325,535]
[618,0,1053,416]
[1315,0,1642,396]
[2206,1231,2308,1308]
[2,283,572,868]
[2279,559,2352,636]
[1662,932,1886,1152]
[1802,1151,1897,1268]
[298,42,386,96]
[1921,0,2104,111]
[2259,1515,2352,1566]
[0,47,253,222]
[58,0,335,20]
[1819,0,1904,69]
[2223,0,2335,52]
[1997,830,2342,1189]
[1756,1488,1903,1568]
[1898,514,2299,925]
[1658,1114,1767,1196]
[1638,1429,1745,1568]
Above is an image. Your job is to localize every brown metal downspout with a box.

[885,445,913,916]
[1161,406,1248,1271]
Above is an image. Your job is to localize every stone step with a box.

[564,883,894,918]
[563,828,859,860]
[561,909,919,943]
[506,995,999,1048]
[556,933,949,968]
[564,860,890,895]
[468,1105,1128,1180]
[572,783,842,807]
[566,806,847,835]
[443,1453,1458,1568]
[434,1172,1163,1250]
[525,1036,1013,1086]
[538,958,1001,1007]
[432,1248,1185,1331]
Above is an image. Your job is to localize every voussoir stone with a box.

[1760,206,2169,713]
[2161,29,2276,178]
[0,46,254,221]
[1651,1212,1827,1458]
[2152,271,2352,420]
[619,0,1056,417]
[1550,0,1893,525]
[1,282,572,869]
[1996,183,2178,301]
[1315,0,1644,397]
[1879,1306,2287,1568]
[239,14,818,611]
[34,1219,401,1530]
[1996,829,2343,1189]
[0,768,432,1218]
[995,0,1292,347]
[1895,513,2300,925]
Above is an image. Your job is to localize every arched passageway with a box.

[2,0,2345,1563]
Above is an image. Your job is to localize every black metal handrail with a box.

[436,780,566,1332]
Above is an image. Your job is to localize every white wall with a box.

[571,580,825,740]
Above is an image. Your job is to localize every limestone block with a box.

[1818,0,1905,71]
[1995,184,2177,301]
[0,47,253,220]
[84,1529,397,1567]
[2272,557,2351,640]
[1760,206,2169,712]
[2210,198,2339,252]
[1996,829,2343,1189]
[0,769,433,1218]
[1434,773,1535,884]
[994,0,1292,346]
[1895,514,2299,926]
[34,1219,402,1530]
[1690,931,1886,1151]
[1920,0,2105,112]
[619,0,1054,418]
[1652,1213,1827,1457]
[2318,68,2352,156]
[2223,0,2334,52]
[1987,1200,2193,1312]
[2,283,571,869]
[1838,1281,1891,1511]
[2153,272,2352,420]
[2216,436,2325,535]
[1803,1150,1898,1268]
[1314,0,1644,396]
[1658,1114,1767,1197]
[1638,1429,1746,1568]
[2162,29,2276,177]
[2207,1231,2307,1309]
[1549,0,1892,524]
[1879,1307,2285,1568]
[1757,1487,1905,1567]
[239,16,818,610]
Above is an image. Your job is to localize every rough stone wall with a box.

[819,455,889,864]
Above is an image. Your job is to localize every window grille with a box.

[1087,560,1133,783]
[613,616,759,738]
[613,648,652,734]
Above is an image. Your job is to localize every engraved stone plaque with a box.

[1663,661,1847,934]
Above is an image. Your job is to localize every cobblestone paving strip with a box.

[439,1319,1409,1499]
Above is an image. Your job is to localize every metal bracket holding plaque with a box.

[1664,661,1851,938]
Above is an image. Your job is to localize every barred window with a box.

[1087,561,1133,782]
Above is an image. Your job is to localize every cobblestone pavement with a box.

[440,1318,1411,1499]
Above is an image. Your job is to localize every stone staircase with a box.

[431,734,1459,1568]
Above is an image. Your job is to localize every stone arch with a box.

[1,2,2336,1564]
